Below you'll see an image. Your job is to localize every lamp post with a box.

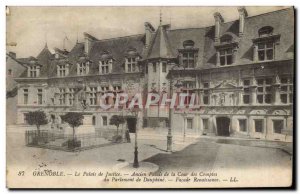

[129,107,141,168]
[167,65,182,152]
[182,110,187,142]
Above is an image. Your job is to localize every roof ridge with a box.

[93,33,144,43]
[168,7,292,32]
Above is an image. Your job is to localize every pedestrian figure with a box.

[125,130,131,143]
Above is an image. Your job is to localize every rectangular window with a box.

[113,85,121,91]
[101,86,109,92]
[29,66,37,77]
[202,119,209,130]
[273,120,284,134]
[37,89,43,105]
[102,116,107,126]
[258,41,274,61]
[78,62,89,75]
[219,48,233,66]
[254,119,264,133]
[23,89,28,104]
[59,88,66,105]
[89,87,97,105]
[127,57,138,72]
[23,113,28,124]
[280,77,293,104]
[69,88,75,106]
[182,52,197,68]
[100,60,110,74]
[203,82,210,105]
[239,119,247,132]
[187,119,193,129]
[57,64,67,77]
[162,63,167,73]
[243,79,250,104]
[153,63,156,72]
[257,78,273,104]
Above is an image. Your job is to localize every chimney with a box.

[84,32,97,54]
[213,12,224,43]
[238,7,248,36]
[144,22,155,49]
[9,52,16,59]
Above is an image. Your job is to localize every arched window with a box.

[183,40,195,49]
[220,34,233,43]
[258,26,273,37]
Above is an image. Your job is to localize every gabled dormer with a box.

[252,26,281,62]
[57,61,72,77]
[99,50,113,74]
[214,33,239,66]
[77,54,91,76]
[26,57,41,78]
[125,47,141,73]
[178,40,198,69]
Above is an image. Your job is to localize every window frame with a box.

[89,87,97,105]
[23,89,29,104]
[280,77,293,104]
[256,78,273,104]
[37,89,43,105]
[181,51,197,68]
[257,41,275,62]
[57,64,67,77]
[127,57,138,73]
[272,119,285,134]
[219,47,233,66]
[254,119,264,133]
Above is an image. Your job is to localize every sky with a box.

[6,6,290,58]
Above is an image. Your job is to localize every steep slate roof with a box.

[88,34,145,74]
[17,7,294,79]
[146,24,175,59]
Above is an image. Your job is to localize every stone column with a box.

[250,77,257,105]
[216,51,220,66]
[253,45,258,62]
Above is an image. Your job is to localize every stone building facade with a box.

[14,7,294,142]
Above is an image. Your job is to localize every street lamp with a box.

[129,107,141,168]
[167,65,182,152]
[182,110,187,142]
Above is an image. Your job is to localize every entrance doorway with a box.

[216,117,230,136]
[127,118,137,133]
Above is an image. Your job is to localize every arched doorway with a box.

[216,117,230,136]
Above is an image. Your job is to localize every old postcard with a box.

[6,6,294,188]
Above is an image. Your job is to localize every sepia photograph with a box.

[6,6,294,188]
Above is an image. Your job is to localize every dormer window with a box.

[258,41,274,61]
[99,50,113,74]
[215,34,238,66]
[77,62,89,75]
[126,57,139,72]
[179,40,198,69]
[258,26,273,37]
[219,48,233,66]
[100,59,112,74]
[29,66,37,77]
[252,26,280,62]
[57,64,69,77]
[125,47,140,73]
[182,52,197,68]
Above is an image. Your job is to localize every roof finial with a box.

[44,23,48,48]
[160,9,162,25]
[76,26,79,44]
